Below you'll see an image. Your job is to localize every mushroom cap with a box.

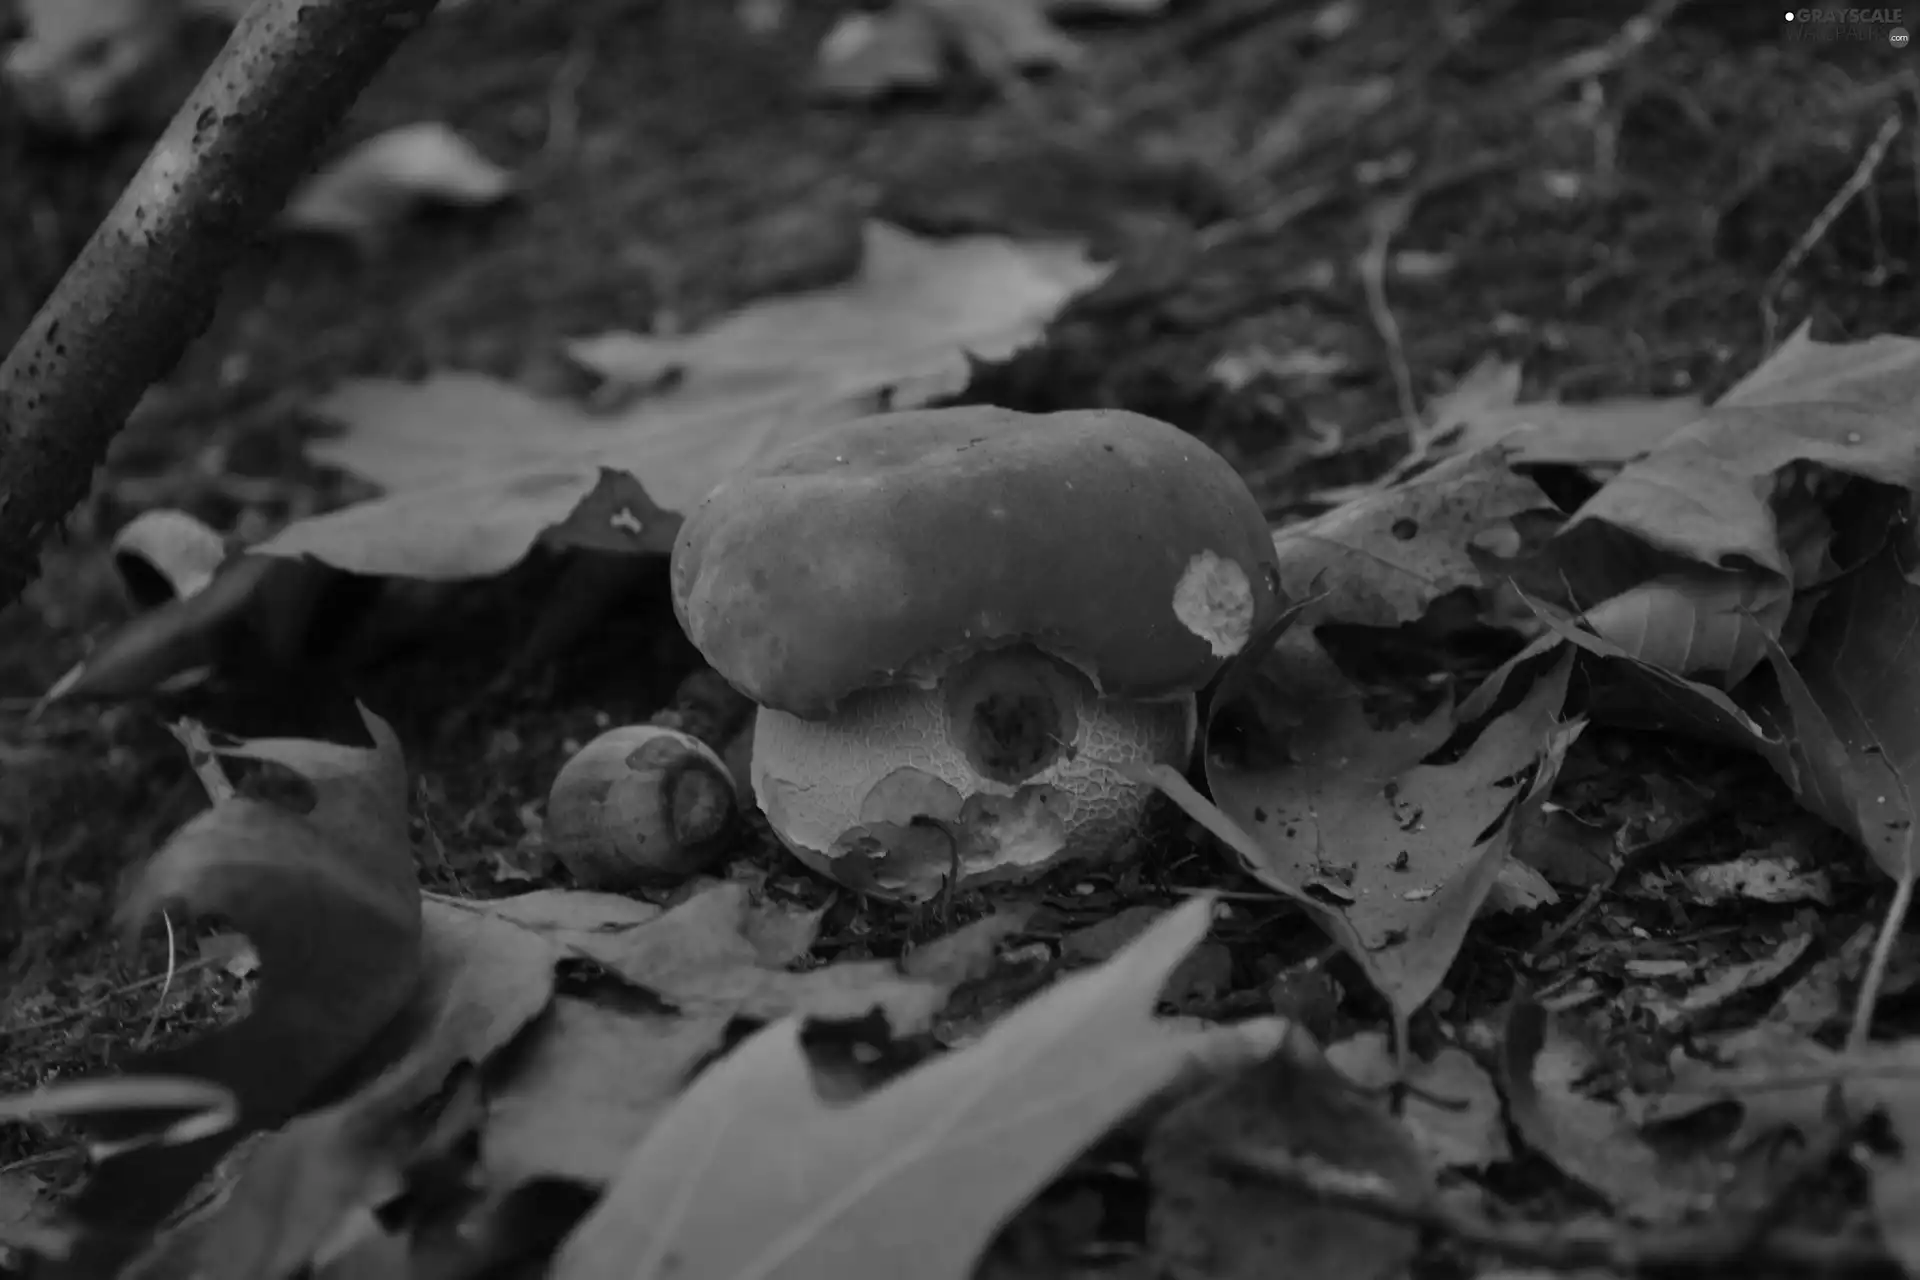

[671,406,1282,718]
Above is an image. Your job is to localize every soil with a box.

[1,0,1917,1272]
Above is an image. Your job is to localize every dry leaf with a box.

[1325,1031,1508,1170]
[109,508,229,609]
[1577,571,1788,689]
[1683,855,1832,906]
[483,997,733,1189]
[0,1169,70,1265]
[1205,646,1577,1022]
[484,897,1019,1189]
[1654,1031,1920,1268]
[69,707,422,1244]
[811,0,1160,101]
[1553,325,1920,602]
[1271,444,1556,630]
[1146,1031,1434,1280]
[1635,930,1813,1031]
[127,898,559,1280]
[1758,527,1920,883]
[1499,995,1721,1223]
[549,896,1278,1280]
[284,121,512,237]
[554,879,960,1032]
[3,0,183,139]
[282,123,514,243]
[1418,355,1702,473]
[256,223,1107,579]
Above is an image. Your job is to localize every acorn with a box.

[546,725,739,891]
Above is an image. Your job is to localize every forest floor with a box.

[1,0,1917,1274]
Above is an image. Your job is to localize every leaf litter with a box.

[258,221,1109,580]
[30,324,1920,1278]
[548,895,1281,1280]
[21,23,1920,1279]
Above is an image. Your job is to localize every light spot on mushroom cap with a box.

[1172,550,1255,659]
[750,660,1195,901]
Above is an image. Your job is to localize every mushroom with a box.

[670,405,1283,900]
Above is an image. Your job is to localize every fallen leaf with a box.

[1060,905,1163,963]
[1758,526,1920,883]
[256,223,1107,579]
[1637,930,1814,1031]
[69,707,422,1243]
[1760,924,1869,1036]
[0,1169,70,1265]
[1552,325,1920,604]
[812,0,1157,101]
[1484,858,1559,914]
[1655,1031,1920,1267]
[1683,855,1832,906]
[480,901,1013,1189]
[1271,444,1556,630]
[900,907,1031,985]
[1206,645,1577,1022]
[1324,1031,1508,1170]
[1516,806,1615,888]
[1577,571,1786,689]
[45,554,336,704]
[122,894,558,1280]
[1418,355,1702,474]
[282,122,514,243]
[483,996,733,1189]
[1869,1073,1920,1276]
[0,1076,236,1147]
[548,895,1279,1280]
[811,8,945,99]
[1462,597,1790,764]
[1499,994,1720,1223]
[1146,1030,1434,1280]
[109,508,228,608]
[554,879,961,1033]
[3,0,182,139]
[454,885,662,936]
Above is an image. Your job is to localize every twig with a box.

[1521,0,1689,107]
[0,0,444,613]
[166,718,235,804]
[135,913,179,1051]
[1218,1145,1892,1275]
[1849,858,1917,1053]
[1357,191,1421,446]
[1760,113,1905,348]
[534,34,593,171]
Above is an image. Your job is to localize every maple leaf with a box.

[548,896,1279,1280]
[1204,645,1577,1026]
[252,223,1106,580]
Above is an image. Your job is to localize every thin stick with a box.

[135,913,180,1051]
[1219,1145,1890,1274]
[1357,192,1422,446]
[1521,0,1689,106]
[1848,868,1915,1052]
[1761,113,1904,347]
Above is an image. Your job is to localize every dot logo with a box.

[1894,25,1911,44]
